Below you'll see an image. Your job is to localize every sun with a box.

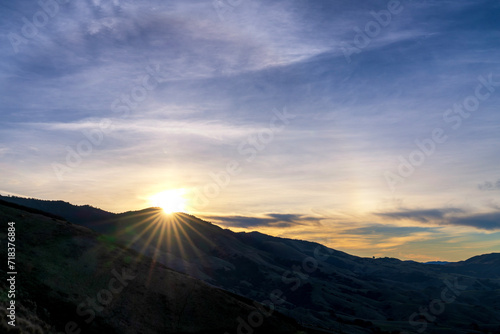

[149,189,188,214]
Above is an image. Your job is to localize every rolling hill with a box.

[0,201,303,334]
[1,195,500,334]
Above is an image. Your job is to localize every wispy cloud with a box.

[206,213,322,228]
[478,180,500,191]
[25,118,262,141]
[1,0,500,260]
[448,212,500,231]
[376,208,500,231]
[376,208,464,223]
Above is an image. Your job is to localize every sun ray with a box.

[123,214,163,250]
[90,206,220,280]
[88,210,166,270]
[146,213,169,283]
[169,216,189,262]
[177,214,217,248]
[170,214,220,271]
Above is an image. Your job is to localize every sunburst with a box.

[104,208,215,284]
[149,189,188,214]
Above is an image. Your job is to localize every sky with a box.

[1,0,500,261]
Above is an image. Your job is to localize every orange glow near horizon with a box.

[149,188,188,214]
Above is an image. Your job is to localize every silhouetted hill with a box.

[56,207,500,333]
[3,196,500,334]
[0,194,115,225]
[0,198,66,221]
[442,253,500,278]
[0,203,302,334]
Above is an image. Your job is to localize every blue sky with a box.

[1,0,500,261]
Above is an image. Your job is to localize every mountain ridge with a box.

[2,195,500,333]
[0,194,483,264]
[0,201,304,334]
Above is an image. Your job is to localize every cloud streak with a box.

[1,0,500,260]
[376,208,500,231]
[376,208,464,223]
[205,213,322,228]
[478,180,500,191]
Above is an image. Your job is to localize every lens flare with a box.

[150,189,188,214]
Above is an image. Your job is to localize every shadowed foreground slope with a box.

[0,202,302,334]
[1,196,500,333]
[88,208,500,334]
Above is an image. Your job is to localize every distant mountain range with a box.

[424,261,450,265]
[1,194,500,334]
